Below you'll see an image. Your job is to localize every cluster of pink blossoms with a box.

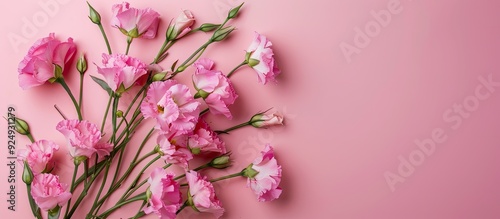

[15,2,284,219]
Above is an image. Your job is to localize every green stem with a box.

[120,163,170,202]
[132,128,155,164]
[78,73,84,111]
[26,133,35,143]
[101,94,113,132]
[153,39,170,64]
[176,201,188,215]
[63,162,79,218]
[98,23,112,54]
[215,121,251,134]
[65,163,105,219]
[26,185,42,219]
[110,96,120,145]
[89,159,111,217]
[171,40,213,77]
[125,37,133,55]
[99,193,147,218]
[226,61,248,78]
[57,78,83,120]
[174,163,210,180]
[210,172,243,183]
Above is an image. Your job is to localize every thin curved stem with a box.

[98,24,112,54]
[57,78,82,120]
[227,61,248,78]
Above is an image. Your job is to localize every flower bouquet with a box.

[14,2,284,219]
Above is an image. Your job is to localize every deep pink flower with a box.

[111,2,160,39]
[245,144,282,202]
[186,170,224,218]
[97,53,148,93]
[141,80,200,134]
[18,140,59,174]
[193,58,237,119]
[188,119,226,155]
[168,10,195,40]
[143,168,182,219]
[18,33,76,89]
[157,132,193,167]
[246,32,281,84]
[56,119,112,159]
[30,173,71,211]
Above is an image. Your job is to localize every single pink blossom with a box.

[168,10,195,39]
[186,170,224,218]
[111,2,160,39]
[143,168,182,219]
[18,140,59,174]
[245,144,282,202]
[157,132,193,167]
[30,173,72,211]
[246,32,281,84]
[56,119,113,159]
[97,53,148,93]
[193,58,237,119]
[188,119,226,155]
[250,111,284,128]
[141,80,200,134]
[18,33,76,89]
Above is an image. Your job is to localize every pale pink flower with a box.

[144,168,182,219]
[30,173,71,211]
[245,144,282,202]
[97,53,148,93]
[188,119,226,155]
[141,80,200,134]
[18,33,76,89]
[186,170,224,218]
[246,32,281,84]
[250,111,284,128]
[157,132,193,167]
[193,58,237,119]
[56,119,113,159]
[168,10,195,39]
[18,140,59,174]
[111,2,160,39]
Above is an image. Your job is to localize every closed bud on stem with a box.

[116,110,123,118]
[14,117,30,135]
[87,2,101,24]
[22,161,34,185]
[198,23,220,32]
[227,3,244,19]
[48,205,61,219]
[76,54,88,75]
[152,72,167,82]
[212,26,235,42]
[209,154,231,169]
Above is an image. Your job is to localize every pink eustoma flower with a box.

[157,132,193,167]
[186,170,224,218]
[18,33,76,89]
[31,173,72,211]
[250,111,284,128]
[193,58,237,119]
[111,2,160,39]
[143,168,182,219]
[188,119,226,155]
[56,119,112,159]
[97,53,148,93]
[18,140,59,174]
[246,32,281,84]
[168,10,195,40]
[244,144,282,202]
[141,80,200,134]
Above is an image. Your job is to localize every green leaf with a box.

[90,75,112,95]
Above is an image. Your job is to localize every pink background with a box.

[2,0,500,218]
